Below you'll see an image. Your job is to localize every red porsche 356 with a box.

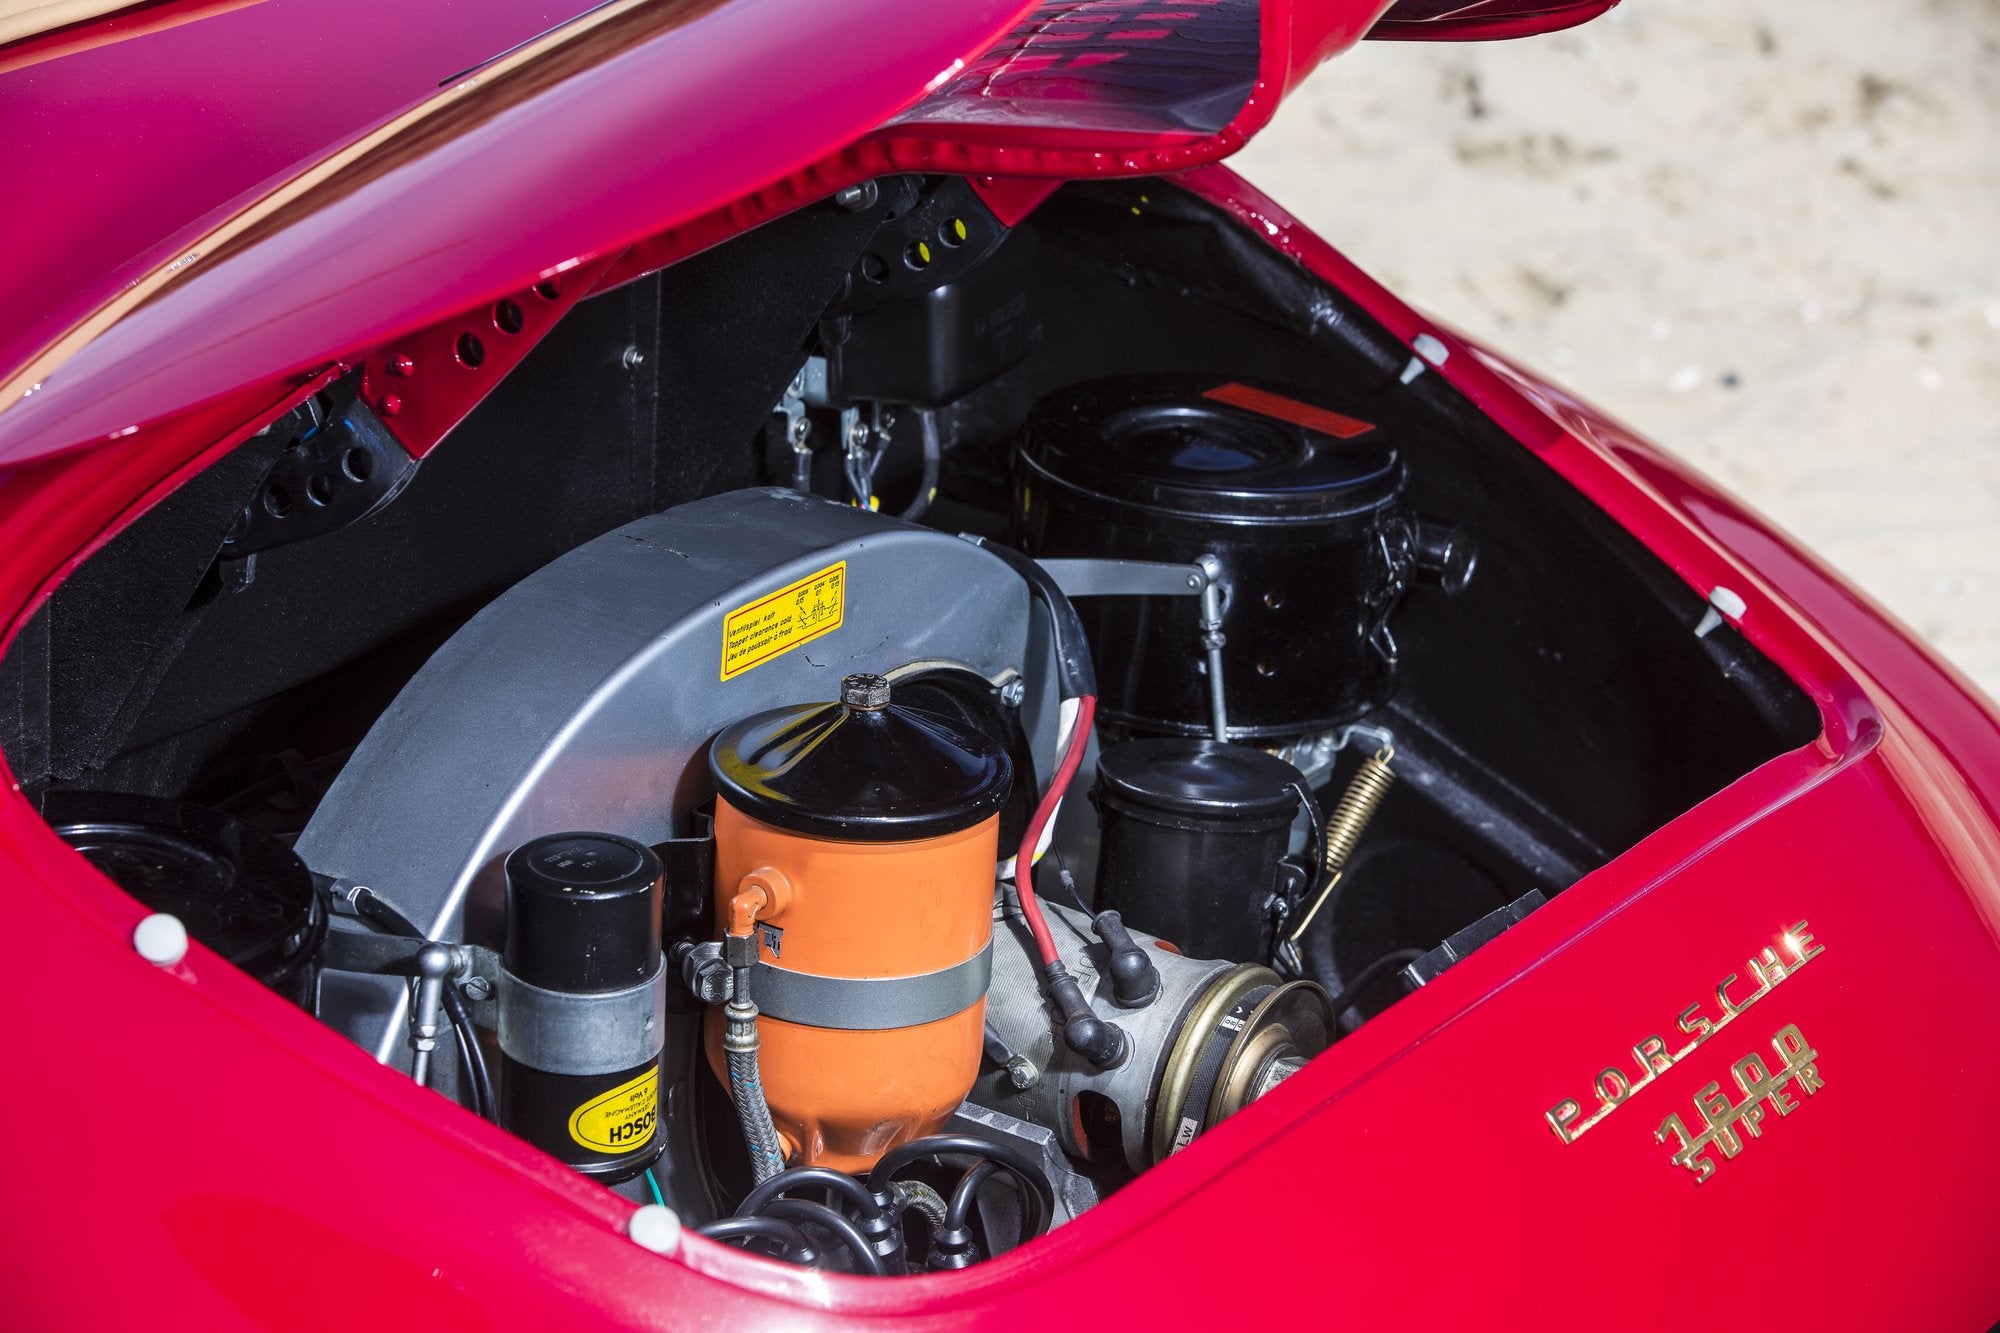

[1,2,1992,1327]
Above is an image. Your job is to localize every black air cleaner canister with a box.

[45,790,325,1007]
[1016,375,1414,738]
[1090,739,1308,963]
[498,831,666,1184]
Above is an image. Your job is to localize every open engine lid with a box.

[0,0,1616,470]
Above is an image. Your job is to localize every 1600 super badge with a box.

[1544,921,1825,1180]
[1655,1023,1824,1182]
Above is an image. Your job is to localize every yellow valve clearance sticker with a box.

[720,561,845,680]
[568,1066,659,1155]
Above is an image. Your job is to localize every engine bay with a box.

[0,177,1819,1275]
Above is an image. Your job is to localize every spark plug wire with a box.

[969,536,1125,1067]
[1012,693,1095,968]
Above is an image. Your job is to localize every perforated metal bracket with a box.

[221,380,417,561]
[822,176,1008,320]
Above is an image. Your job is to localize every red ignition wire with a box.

[1012,694,1096,968]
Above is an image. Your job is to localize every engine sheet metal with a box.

[298,487,1033,1063]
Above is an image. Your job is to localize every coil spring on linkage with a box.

[1321,746,1395,879]
[1287,746,1395,948]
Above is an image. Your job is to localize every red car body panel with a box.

[0,0,610,402]
[2,2,1996,1329]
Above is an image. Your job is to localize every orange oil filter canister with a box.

[704,672,1012,1172]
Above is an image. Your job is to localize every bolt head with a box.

[999,679,1026,707]
[841,672,891,710]
[691,961,732,1005]
[375,393,403,418]
[834,180,880,212]
[386,354,415,377]
[459,976,493,1001]
[787,416,811,447]
[621,345,646,370]
[1006,1057,1039,1090]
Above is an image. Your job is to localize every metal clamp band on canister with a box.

[498,959,667,1075]
[750,940,992,1030]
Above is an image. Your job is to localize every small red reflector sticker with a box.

[1203,382,1376,439]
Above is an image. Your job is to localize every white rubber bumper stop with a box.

[133,912,189,967]
[628,1204,682,1256]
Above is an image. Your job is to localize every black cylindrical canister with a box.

[499,831,666,1183]
[44,790,325,1008]
[1090,740,1307,963]
[1017,374,1410,738]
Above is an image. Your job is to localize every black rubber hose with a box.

[696,1215,815,1263]
[866,1134,1054,1240]
[352,889,497,1120]
[924,1160,1002,1270]
[946,1160,1000,1231]
[967,538,1097,698]
[440,985,494,1120]
[756,1199,887,1278]
[737,1165,885,1221]
[350,886,422,940]
[1326,947,1427,1022]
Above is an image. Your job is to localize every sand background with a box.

[1236,1,2000,697]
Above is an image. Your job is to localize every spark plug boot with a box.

[1093,909,1161,1009]
[1041,960,1128,1070]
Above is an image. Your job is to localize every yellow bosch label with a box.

[720,561,845,680]
[567,1067,659,1155]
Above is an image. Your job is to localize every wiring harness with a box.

[693,1135,1055,1274]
